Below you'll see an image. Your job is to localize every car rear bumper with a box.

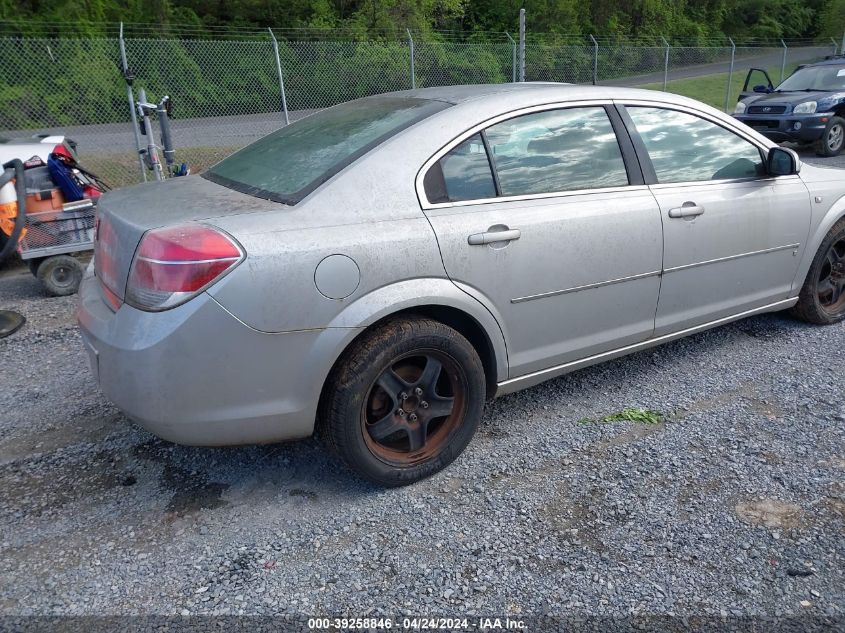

[76,274,350,446]
[734,112,833,143]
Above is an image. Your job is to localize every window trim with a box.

[615,100,791,188]
[479,130,502,196]
[416,100,640,210]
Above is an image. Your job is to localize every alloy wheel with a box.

[361,350,467,467]
[817,236,845,315]
[827,123,844,153]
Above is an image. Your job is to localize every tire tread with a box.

[317,315,485,486]
[791,217,845,325]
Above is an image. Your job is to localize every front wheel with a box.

[816,116,845,157]
[792,218,845,324]
[319,316,486,486]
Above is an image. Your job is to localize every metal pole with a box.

[832,37,839,56]
[137,88,164,182]
[505,32,516,82]
[589,34,598,85]
[119,23,147,182]
[407,29,415,89]
[661,36,670,91]
[780,39,787,82]
[518,9,526,82]
[267,28,290,125]
[724,38,736,113]
[841,31,845,56]
[157,97,175,170]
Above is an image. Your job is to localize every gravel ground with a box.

[795,146,845,170]
[0,159,843,629]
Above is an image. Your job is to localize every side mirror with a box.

[767,147,800,176]
[753,84,771,93]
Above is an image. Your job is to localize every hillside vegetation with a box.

[2,0,844,41]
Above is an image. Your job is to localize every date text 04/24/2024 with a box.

[307,617,527,630]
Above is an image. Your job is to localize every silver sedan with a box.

[78,84,845,486]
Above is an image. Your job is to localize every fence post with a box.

[661,36,670,91]
[407,29,416,89]
[267,28,290,125]
[119,23,147,182]
[589,35,598,85]
[724,38,736,113]
[518,9,526,82]
[505,32,517,82]
[780,39,788,82]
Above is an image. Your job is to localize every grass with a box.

[579,408,665,425]
[640,63,800,111]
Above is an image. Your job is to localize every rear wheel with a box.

[816,116,845,157]
[319,316,485,486]
[792,219,845,324]
[36,255,84,297]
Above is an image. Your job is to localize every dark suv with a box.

[733,55,845,156]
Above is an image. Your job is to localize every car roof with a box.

[806,56,845,67]
[391,82,700,107]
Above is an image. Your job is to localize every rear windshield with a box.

[204,96,450,205]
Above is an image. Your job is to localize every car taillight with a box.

[125,224,243,312]
[94,212,123,310]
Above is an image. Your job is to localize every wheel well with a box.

[321,305,501,408]
[394,305,499,398]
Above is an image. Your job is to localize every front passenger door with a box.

[621,105,812,335]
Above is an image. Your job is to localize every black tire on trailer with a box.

[791,218,845,325]
[318,315,486,487]
[27,258,44,276]
[36,255,85,297]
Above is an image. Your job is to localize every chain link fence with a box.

[0,31,839,189]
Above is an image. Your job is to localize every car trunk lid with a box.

[94,175,282,304]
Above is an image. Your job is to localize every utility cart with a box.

[18,197,96,296]
[1,145,103,296]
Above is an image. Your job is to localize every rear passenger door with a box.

[419,103,665,379]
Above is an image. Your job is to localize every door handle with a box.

[668,202,705,219]
[467,228,521,246]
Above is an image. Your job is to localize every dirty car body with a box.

[78,83,845,484]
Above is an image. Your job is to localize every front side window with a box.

[484,107,629,196]
[206,96,450,205]
[626,107,764,183]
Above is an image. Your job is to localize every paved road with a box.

[607,46,833,87]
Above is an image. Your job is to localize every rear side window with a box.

[426,134,497,203]
[205,96,450,205]
[626,107,764,183]
[485,107,629,196]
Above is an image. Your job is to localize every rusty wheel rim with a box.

[361,350,467,467]
[818,237,845,315]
